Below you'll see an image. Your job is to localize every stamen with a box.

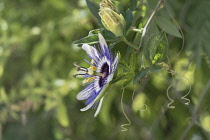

[83,76,96,84]
[79,67,88,72]
[73,62,88,72]
[73,74,87,78]
[91,66,97,71]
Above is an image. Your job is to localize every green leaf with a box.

[74,34,99,45]
[143,35,151,65]
[32,38,49,65]
[109,40,121,50]
[130,51,137,70]
[133,67,150,84]
[130,0,138,11]
[89,29,101,35]
[86,0,101,21]
[150,63,163,72]
[125,9,133,31]
[156,16,182,38]
[186,1,210,66]
[144,31,168,65]
[204,41,210,63]
[110,72,132,84]
[56,103,70,127]
[101,29,116,38]
[151,33,168,64]
[0,88,8,103]
[119,60,131,71]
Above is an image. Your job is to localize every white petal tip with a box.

[94,97,104,117]
[80,101,95,112]
[81,44,91,50]
[76,94,85,101]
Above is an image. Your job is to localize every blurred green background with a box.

[0,0,210,140]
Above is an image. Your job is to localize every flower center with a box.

[99,62,109,87]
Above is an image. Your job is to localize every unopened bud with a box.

[99,8,126,37]
[100,0,117,12]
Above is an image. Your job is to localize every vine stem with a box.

[120,88,131,132]
[121,36,139,50]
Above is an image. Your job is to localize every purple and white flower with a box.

[73,33,118,117]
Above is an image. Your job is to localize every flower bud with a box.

[100,0,117,12]
[99,8,126,37]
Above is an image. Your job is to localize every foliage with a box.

[0,0,210,140]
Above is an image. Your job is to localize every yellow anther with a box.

[82,76,96,84]
[91,66,97,71]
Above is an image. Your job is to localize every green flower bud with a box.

[100,0,117,12]
[99,8,126,37]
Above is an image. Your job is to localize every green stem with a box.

[121,36,139,50]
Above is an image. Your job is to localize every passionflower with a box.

[73,33,118,117]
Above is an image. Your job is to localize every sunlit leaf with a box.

[151,33,168,64]
[74,34,99,45]
[89,29,101,35]
[144,31,168,65]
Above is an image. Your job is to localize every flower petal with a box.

[82,44,100,62]
[76,84,95,100]
[80,101,95,111]
[94,97,104,117]
[85,87,102,105]
[111,54,118,72]
[98,33,111,59]
[96,56,111,74]
[107,73,114,83]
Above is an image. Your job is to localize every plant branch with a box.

[121,36,139,50]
